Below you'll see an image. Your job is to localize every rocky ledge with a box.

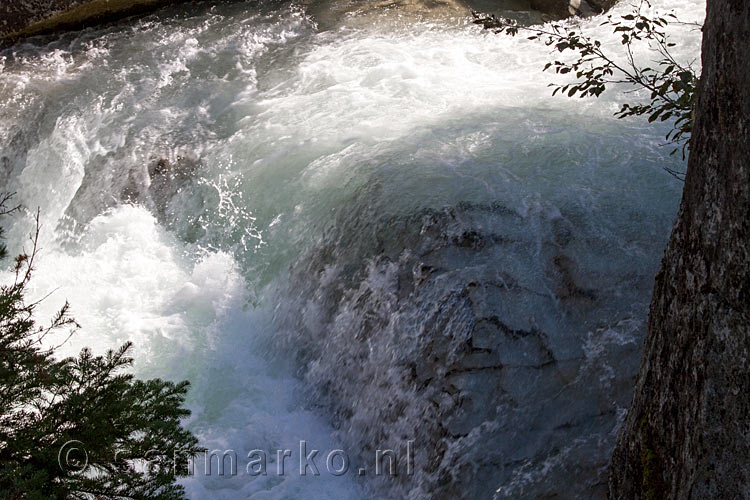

[1,0,620,42]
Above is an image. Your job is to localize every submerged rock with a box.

[64,154,198,228]
[272,199,654,499]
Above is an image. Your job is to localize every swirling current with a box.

[0,0,704,498]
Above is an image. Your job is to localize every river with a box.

[0,0,704,497]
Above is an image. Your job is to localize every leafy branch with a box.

[473,0,700,174]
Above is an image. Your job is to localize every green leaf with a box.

[648,109,663,122]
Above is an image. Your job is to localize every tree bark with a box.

[609,0,750,498]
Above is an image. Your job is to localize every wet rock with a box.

[147,156,197,221]
[64,154,198,229]
[273,200,652,499]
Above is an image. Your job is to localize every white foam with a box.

[0,0,705,497]
[1,203,362,499]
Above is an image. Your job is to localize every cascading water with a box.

[0,0,704,498]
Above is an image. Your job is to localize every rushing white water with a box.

[0,0,704,498]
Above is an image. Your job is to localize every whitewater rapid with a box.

[0,0,704,498]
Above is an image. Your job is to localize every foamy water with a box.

[0,0,705,497]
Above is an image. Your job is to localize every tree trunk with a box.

[608,0,750,498]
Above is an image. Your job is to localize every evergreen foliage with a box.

[0,195,202,500]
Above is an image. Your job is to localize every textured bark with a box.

[609,0,750,498]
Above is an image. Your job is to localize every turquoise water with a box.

[0,0,703,497]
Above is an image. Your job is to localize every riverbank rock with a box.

[1,1,77,39]
[0,0,188,41]
[307,0,619,29]
[1,0,620,42]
